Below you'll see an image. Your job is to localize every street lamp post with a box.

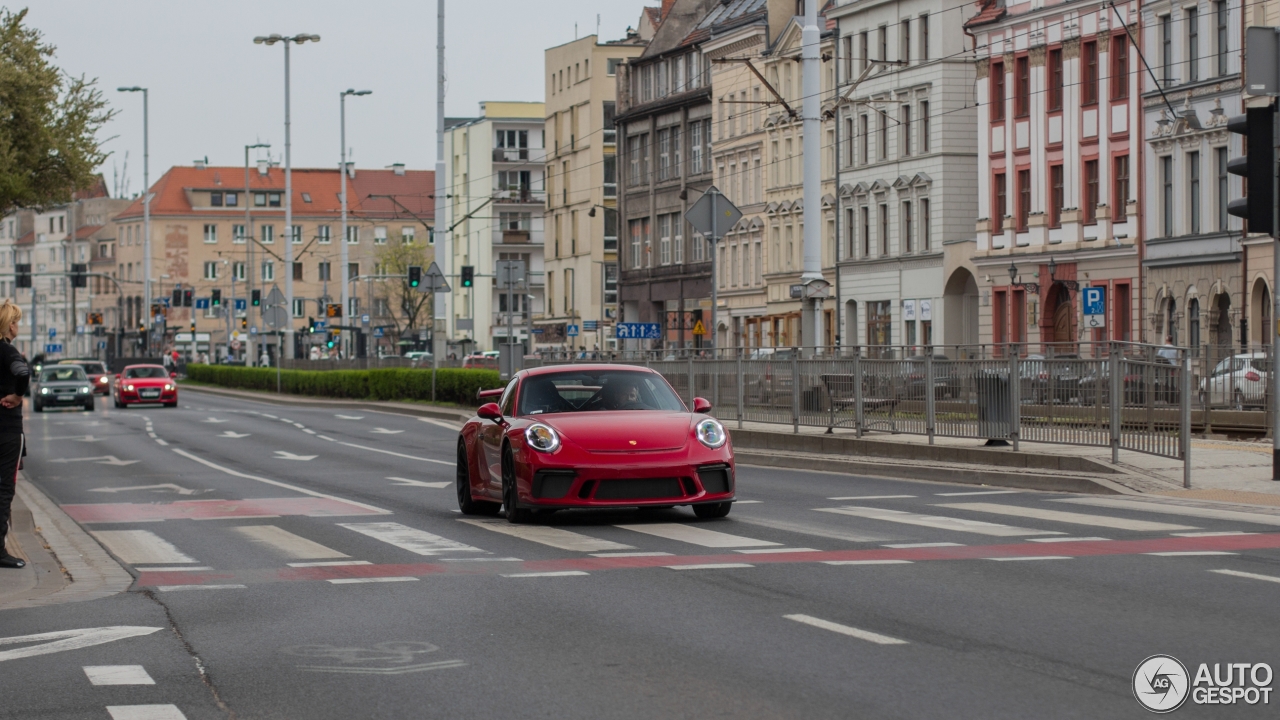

[117,86,149,352]
[341,89,371,358]
[244,143,270,365]
[254,33,320,360]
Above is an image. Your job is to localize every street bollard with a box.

[925,353,936,445]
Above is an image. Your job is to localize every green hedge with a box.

[184,365,502,406]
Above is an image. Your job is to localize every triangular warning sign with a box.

[691,320,706,336]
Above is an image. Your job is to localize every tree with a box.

[373,238,433,344]
[0,8,114,214]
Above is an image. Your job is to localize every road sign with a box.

[262,285,288,329]
[583,320,599,331]
[691,320,707,336]
[44,343,62,353]
[249,326,258,336]
[566,324,579,337]
[421,262,451,294]
[231,340,242,350]
[98,341,106,350]
[616,323,662,340]
[232,331,241,340]
[373,327,385,338]
[497,259,526,286]
[234,298,247,311]
[47,328,56,339]
[1083,286,1106,316]
[685,186,742,240]
[195,298,210,310]
[314,320,327,331]
[531,327,545,335]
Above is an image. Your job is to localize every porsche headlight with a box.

[525,423,560,453]
[695,418,727,449]
[39,387,48,395]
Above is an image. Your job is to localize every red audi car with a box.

[113,364,179,408]
[457,365,735,523]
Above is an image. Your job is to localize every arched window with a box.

[1188,298,1201,350]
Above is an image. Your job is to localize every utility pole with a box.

[799,0,825,353]
[245,142,270,364]
[434,0,449,370]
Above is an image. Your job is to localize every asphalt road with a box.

[3,387,1279,719]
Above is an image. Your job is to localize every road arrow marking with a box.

[387,477,451,488]
[370,428,404,435]
[203,418,228,424]
[335,415,364,420]
[0,627,163,663]
[44,434,105,442]
[274,451,317,461]
[89,484,209,496]
[219,431,251,438]
[49,456,139,467]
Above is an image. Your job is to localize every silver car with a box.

[33,365,95,412]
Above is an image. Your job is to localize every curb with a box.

[181,383,473,423]
[0,476,132,611]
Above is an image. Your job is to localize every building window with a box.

[659,214,671,265]
[902,201,913,253]
[919,13,929,61]
[859,114,869,164]
[657,128,671,180]
[1082,41,1098,104]
[293,262,303,282]
[292,298,304,318]
[211,192,223,207]
[374,226,387,244]
[203,261,218,280]
[900,19,910,64]
[226,192,238,207]
[1162,156,1174,236]
[261,261,275,282]
[604,155,617,197]
[919,198,930,251]
[879,203,889,256]
[1017,169,1031,232]
[233,262,245,282]
[859,31,869,72]
[627,135,641,184]
[269,193,282,207]
[203,224,217,244]
[1083,159,1099,224]
[1015,55,1029,117]
[900,104,912,156]
[1047,49,1063,111]
[254,192,266,207]
[1111,35,1128,100]
[346,226,358,244]
[1187,8,1199,83]
[318,225,331,244]
[919,101,930,152]
[878,115,887,160]
[1216,0,1229,76]
[860,206,870,258]
[317,262,331,282]
[1114,154,1129,221]
[348,262,359,280]
[1049,164,1064,228]
[993,172,1007,234]
[867,300,891,348]
[1216,146,1229,231]
[1188,151,1201,235]
[1188,297,1201,347]
[629,218,644,269]
[991,61,1005,121]
[401,226,415,244]
[260,224,274,244]
[690,122,704,175]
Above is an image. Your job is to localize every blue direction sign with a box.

[195,298,211,310]
[615,323,662,340]
[47,328,56,339]
[583,320,599,331]
[234,298,246,311]
[44,343,62,353]
[1083,286,1106,316]
[97,341,107,350]
[566,324,579,337]
[531,328,545,335]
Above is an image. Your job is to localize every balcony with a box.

[492,312,528,327]
[501,230,530,244]
[494,189,545,205]
[620,261,712,284]
[493,147,546,164]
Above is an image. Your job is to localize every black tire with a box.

[163,402,177,408]
[83,401,93,411]
[32,401,42,413]
[502,444,531,524]
[113,398,124,409]
[456,440,500,516]
[693,502,732,519]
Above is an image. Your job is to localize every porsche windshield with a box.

[518,371,685,415]
[124,367,167,379]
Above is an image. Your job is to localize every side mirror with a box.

[169,372,178,379]
[477,402,504,423]
[693,397,712,413]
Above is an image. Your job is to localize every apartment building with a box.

[832,0,978,354]
[544,33,646,351]
[442,102,546,353]
[966,0,1144,349]
[100,163,435,361]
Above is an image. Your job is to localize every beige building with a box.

[544,33,646,351]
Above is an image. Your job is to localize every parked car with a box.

[1076,358,1170,406]
[462,351,500,370]
[59,359,110,395]
[1200,352,1270,409]
[32,365,94,412]
[1023,353,1085,405]
[895,354,963,400]
[744,347,795,404]
[113,364,178,408]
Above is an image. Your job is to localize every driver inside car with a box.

[602,377,647,410]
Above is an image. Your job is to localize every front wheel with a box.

[693,502,732,519]
[502,445,531,524]
[457,440,500,516]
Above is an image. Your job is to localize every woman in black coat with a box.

[0,300,30,569]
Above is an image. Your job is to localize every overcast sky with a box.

[30,0,648,198]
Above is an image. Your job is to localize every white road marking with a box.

[735,500,763,504]
[388,477,451,488]
[1056,497,1280,527]
[335,415,364,420]
[274,450,317,461]
[616,523,780,548]
[202,418,227,424]
[1146,551,1238,557]
[303,429,316,435]
[882,542,964,548]
[419,417,462,431]
[589,551,673,557]
[155,585,247,592]
[50,455,138,467]
[935,502,1199,532]
[0,627,162,663]
[1171,531,1254,537]
[339,522,484,556]
[262,414,278,419]
[1210,569,1280,584]
[817,506,1062,537]
[327,577,419,585]
[91,531,197,565]
[335,441,452,466]
[664,563,754,570]
[84,665,155,686]
[984,556,1072,562]
[370,428,404,435]
[288,560,373,567]
[280,419,293,423]
[440,557,523,562]
[89,484,205,496]
[318,435,335,442]
[732,515,889,544]
[735,547,819,554]
[457,518,635,552]
[138,566,212,572]
[822,559,914,566]
[106,705,188,720]
[293,423,306,429]
[827,495,915,500]
[501,571,590,578]
[935,490,1023,496]
[154,439,169,446]
[218,431,250,438]
[1029,537,1110,543]
[172,449,390,514]
[232,525,348,560]
[783,614,908,645]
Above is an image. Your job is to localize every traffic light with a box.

[173,287,183,307]
[211,288,222,307]
[461,265,474,288]
[183,289,194,307]
[189,321,196,333]
[240,318,248,330]
[408,265,422,288]
[251,289,261,307]
[1227,105,1276,234]
[326,303,342,319]
[71,263,87,288]
[308,316,316,333]
[326,329,339,349]
[15,264,30,289]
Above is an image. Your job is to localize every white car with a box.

[1200,352,1270,409]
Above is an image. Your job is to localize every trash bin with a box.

[976,371,1011,443]
[802,386,824,413]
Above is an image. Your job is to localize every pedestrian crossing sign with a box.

[692,320,706,336]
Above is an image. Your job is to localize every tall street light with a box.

[340,88,371,356]
[117,86,149,351]
[244,142,270,364]
[254,32,320,358]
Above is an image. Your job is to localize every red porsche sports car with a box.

[457,365,735,522]
[113,364,179,408]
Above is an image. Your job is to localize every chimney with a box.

[391,163,405,176]
[257,159,270,176]
[346,162,355,179]
[193,158,206,170]
[661,0,676,19]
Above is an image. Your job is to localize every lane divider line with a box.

[1210,568,1280,584]
[501,571,589,578]
[171,449,391,515]
[335,441,453,466]
[783,614,909,646]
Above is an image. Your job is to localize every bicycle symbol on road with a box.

[279,641,467,675]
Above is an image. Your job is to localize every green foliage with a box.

[373,240,433,338]
[184,365,501,406]
[0,9,114,214]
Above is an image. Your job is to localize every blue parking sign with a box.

[1083,287,1106,316]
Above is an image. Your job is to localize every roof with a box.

[74,224,102,240]
[639,0,723,60]
[694,0,767,33]
[964,0,1006,29]
[112,166,436,223]
[15,230,33,246]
